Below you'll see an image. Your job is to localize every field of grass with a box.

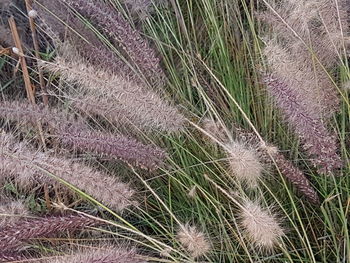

[0,0,349,262]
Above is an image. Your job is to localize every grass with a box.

[135,0,350,262]
[0,0,349,262]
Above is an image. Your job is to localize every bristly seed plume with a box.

[262,74,342,174]
[61,0,166,86]
[177,223,210,258]
[225,141,263,188]
[56,125,167,170]
[259,144,320,204]
[0,100,167,170]
[0,214,102,252]
[40,44,185,133]
[49,245,147,263]
[0,132,137,211]
[239,200,284,251]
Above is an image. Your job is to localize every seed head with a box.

[177,223,210,258]
[226,141,263,188]
[239,200,284,251]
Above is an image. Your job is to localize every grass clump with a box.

[0,0,348,262]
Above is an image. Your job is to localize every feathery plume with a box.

[316,0,349,66]
[0,100,167,169]
[61,0,165,84]
[273,153,320,204]
[187,186,197,199]
[40,47,184,132]
[0,100,72,128]
[177,223,210,258]
[0,199,30,226]
[258,142,320,204]
[57,126,166,170]
[239,200,284,251]
[0,132,136,211]
[225,141,263,188]
[0,214,101,252]
[231,128,320,204]
[35,0,139,81]
[263,41,340,117]
[259,0,349,68]
[49,246,147,263]
[123,0,168,20]
[262,74,342,174]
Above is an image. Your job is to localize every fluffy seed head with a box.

[263,74,342,174]
[177,223,210,258]
[61,0,166,85]
[0,214,102,251]
[187,186,197,199]
[0,132,136,211]
[239,200,284,251]
[40,45,185,133]
[226,141,263,188]
[49,245,147,263]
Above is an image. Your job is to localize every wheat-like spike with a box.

[40,46,185,132]
[56,125,166,170]
[35,0,140,82]
[262,74,342,174]
[0,214,101,252]
[61,0,165,85]
[177,223,210,258]
[273,153,320,204]
[0,100,167,169]
[49,245,147,263]
[0,100,73,128]
[0,132,136,211]
[263,40,340,117]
